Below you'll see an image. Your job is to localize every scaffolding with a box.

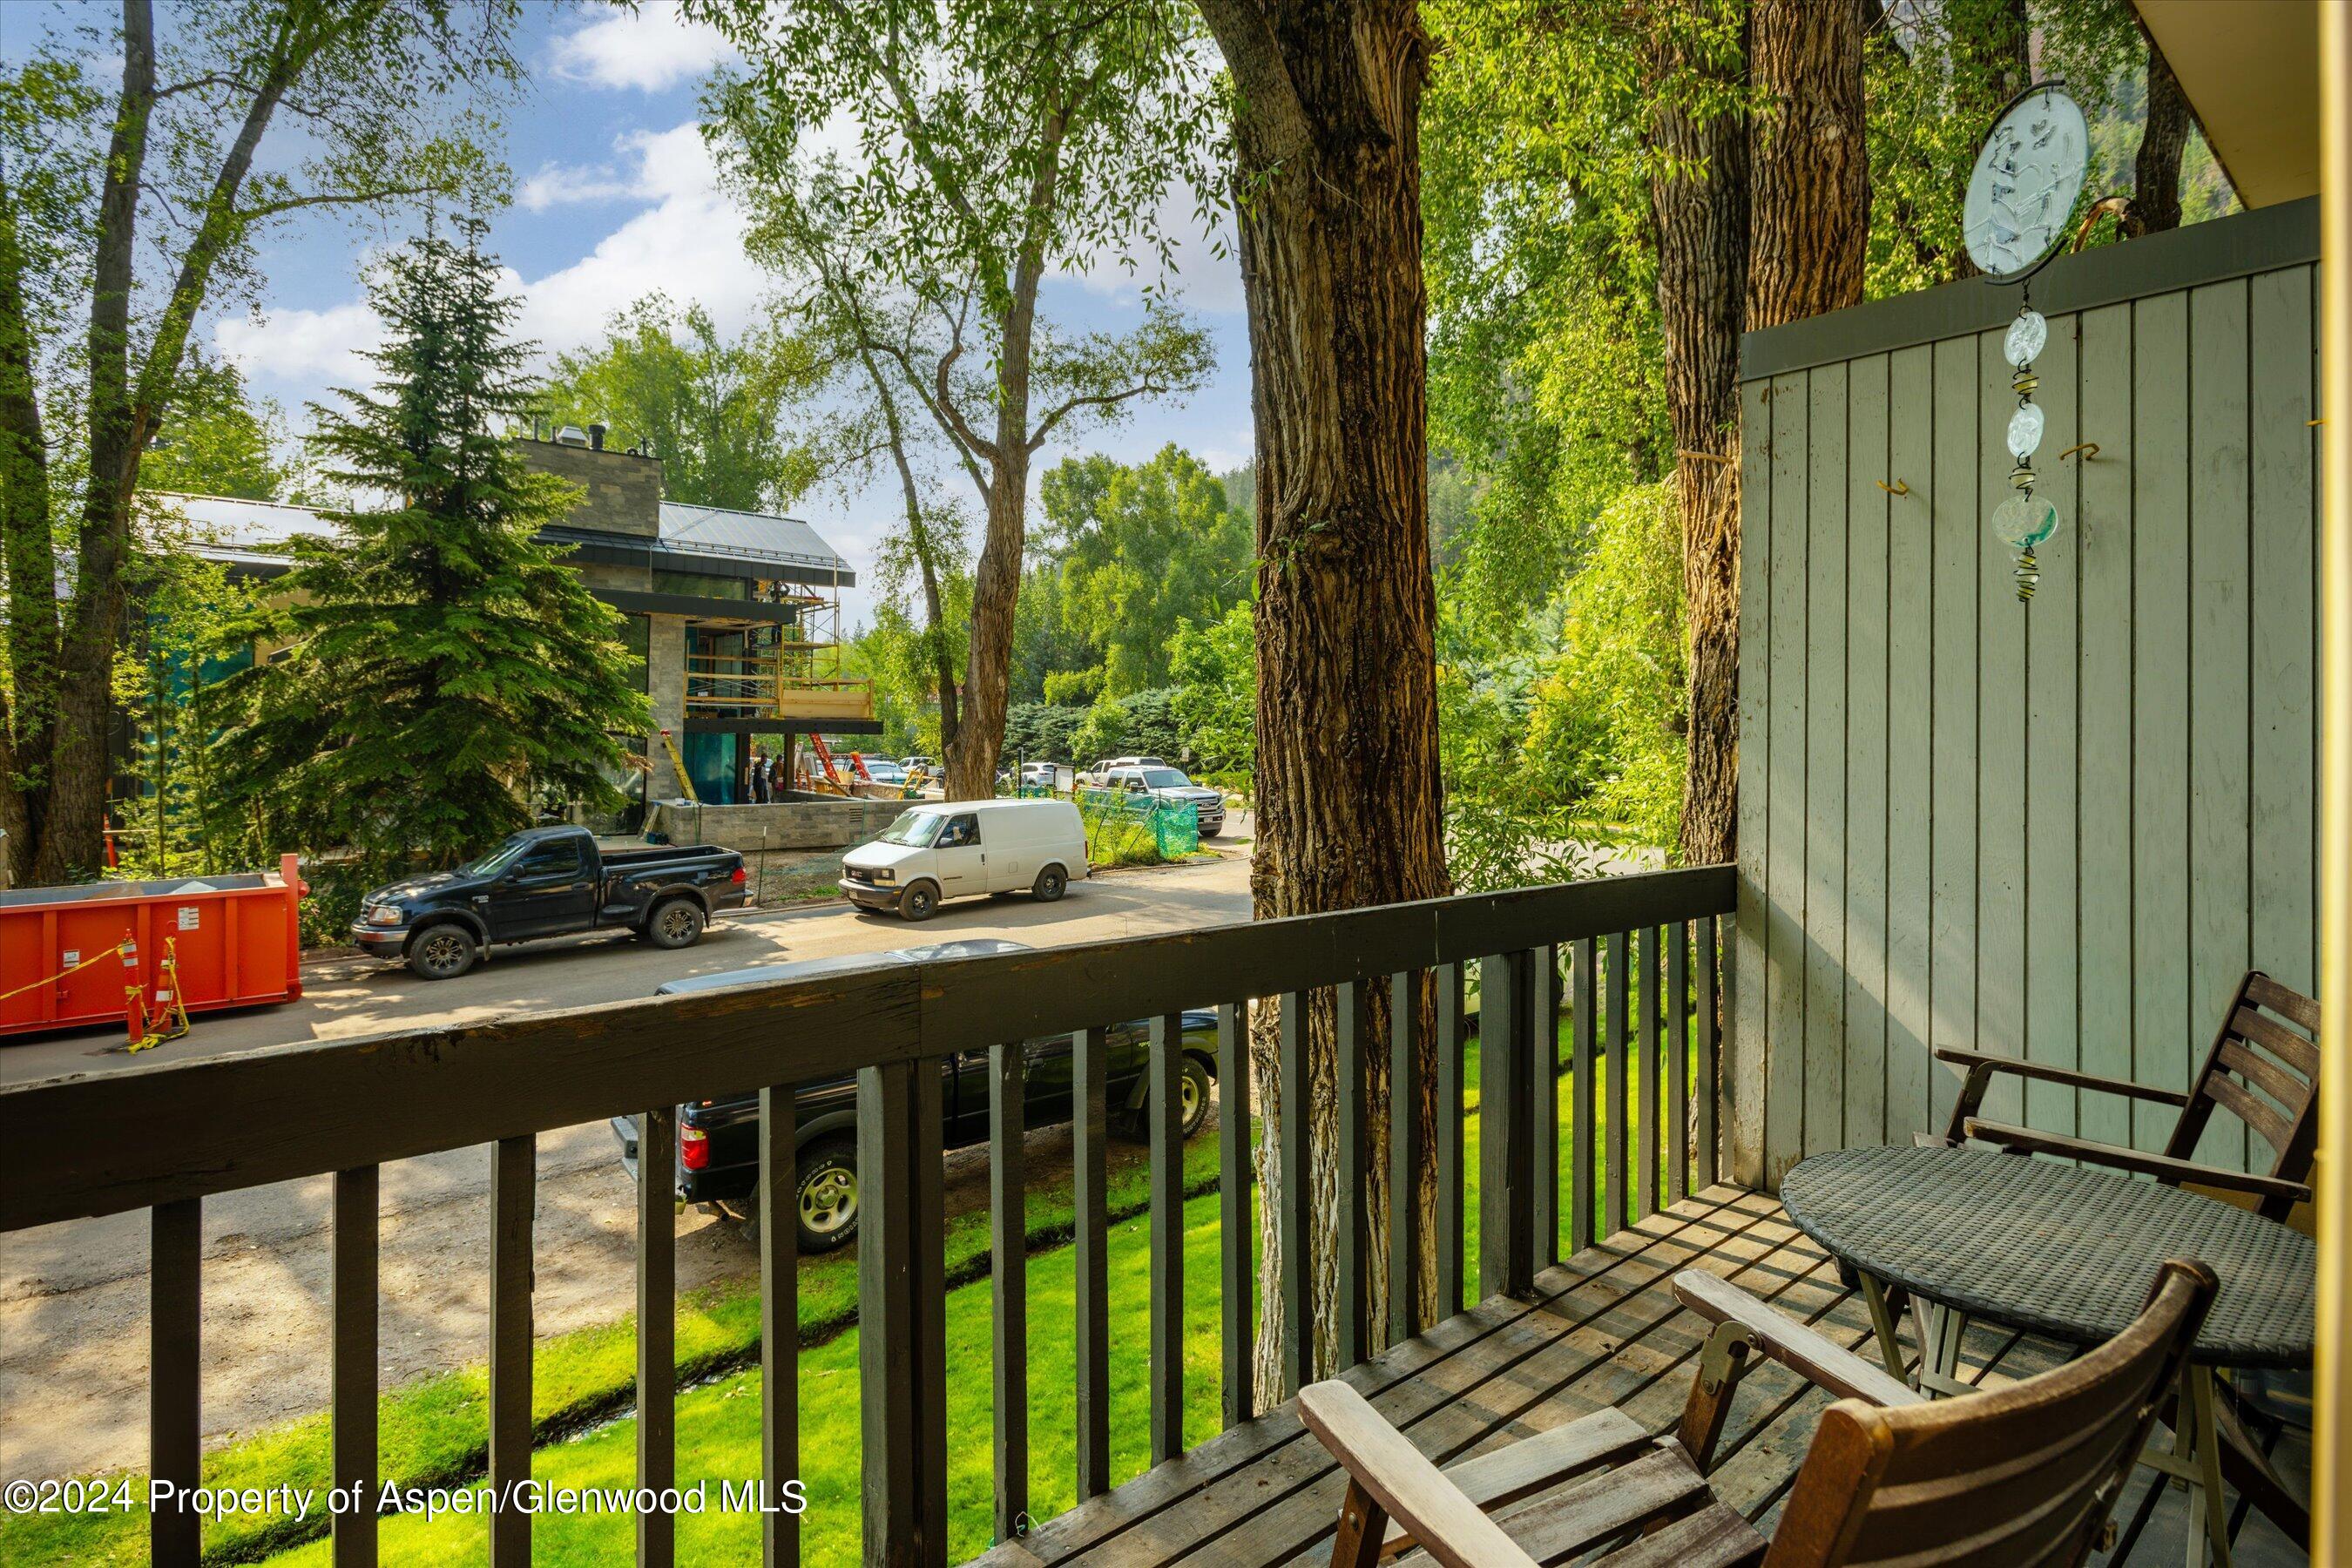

[681,583,872,721]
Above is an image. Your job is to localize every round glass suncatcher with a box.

[1963,84,2090,281]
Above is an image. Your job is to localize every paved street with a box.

[0,854,1252,1477]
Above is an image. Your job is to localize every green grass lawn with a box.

[2,1010,1700,1567]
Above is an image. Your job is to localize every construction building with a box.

[151,422,879,812]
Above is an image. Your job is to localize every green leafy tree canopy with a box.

[539,293,820,513]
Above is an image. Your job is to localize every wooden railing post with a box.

[1435,964,1466,1321]
[988,1044,1029,1538]
[856,1058,947,1565]
[1479,950,1536,1299]
[1571,939,1599,1254]
[1698,913,1722,1185]
[1668,924,1693,1205]
[490,1135,534,1567]
[1334,980,1369,1369]
[1215,1003,1254,1429]
[1605,932,1632,1234]
[1276,993,1310,1396]
[152,1200,200,1568]
[1385,970,1423,1348]
[636,1107,677,1568]
[333,1166,378,1567]
[1639,926,1663,1222]
[1073,1026,1111,1499]
[1147,1014,1186,1462]
[1533,947,1561,1272]
[755,1094,797,1567]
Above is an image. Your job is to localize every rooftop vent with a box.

[554,423,591,449]
[588,422,607,452]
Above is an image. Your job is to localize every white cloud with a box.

[517,160,639,212]
[545,2,733,93]
[214,300,383,392]
[218,123,767,389]
[505,124,768,356]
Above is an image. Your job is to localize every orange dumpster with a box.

[0,855,306,1039]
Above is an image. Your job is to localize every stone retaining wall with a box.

[645,797,909,853]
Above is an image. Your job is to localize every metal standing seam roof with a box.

[142,492,853,577]
[650,502,849,574]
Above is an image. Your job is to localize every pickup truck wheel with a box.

[898,881,939,921]
[794,1138,859,1252]
[1180,1054,1213,1138]
[1032,864,1068,902]
[645,898,706,950]
[406,925,478,981]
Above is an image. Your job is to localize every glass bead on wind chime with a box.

[1990,300,2058,602]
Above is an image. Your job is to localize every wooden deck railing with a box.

[0,863,1734,1567]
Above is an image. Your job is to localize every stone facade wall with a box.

[578,558,652,591]
[646,614,687,799]
[517,439,664,537]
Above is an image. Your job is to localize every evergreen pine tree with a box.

[207,223,651,870]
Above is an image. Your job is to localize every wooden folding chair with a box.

[1934,969,2320,1220]
[1299,1259,2216,1567]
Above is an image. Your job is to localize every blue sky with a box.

[14,1,1254,626]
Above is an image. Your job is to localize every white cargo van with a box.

[839,799,1091,920]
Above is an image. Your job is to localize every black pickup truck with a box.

[614,939,1218,1251]
[352,824,747,980]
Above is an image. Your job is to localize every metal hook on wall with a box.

[2057,442,2099,462]
[1875,478,1910,497]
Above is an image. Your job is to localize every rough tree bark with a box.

[2127,40,2189,236]
[1193,0,1451,1402]
[1747,0,1869,331]
[1647,4,1748,868]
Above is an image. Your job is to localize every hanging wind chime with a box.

[1996,301,2057,599]
[1962,82,2090,603]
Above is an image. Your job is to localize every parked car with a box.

[857,757,909,786]
[612,938,1219,1249]
[351,824,747,980]
[899,754,936,774]
[1101,765,1227,837]
[840,799,1089,919]
[1078,754,1166,786]
[1017,760,1061,789]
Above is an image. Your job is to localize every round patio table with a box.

[1781,1144,2315,1567]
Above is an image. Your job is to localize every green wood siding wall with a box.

[1730,253,2319,1189]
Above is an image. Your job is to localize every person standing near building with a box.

[750,747,771,804]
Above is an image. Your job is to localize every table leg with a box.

[1857,1273,1907,1382]
[1912,1301,1974,1397]
[2186,1366,2233,1568]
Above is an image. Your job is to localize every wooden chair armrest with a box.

[1297,1380,1543,1568]
[1961,1121,2314,1205]
[1932,1047,2193,1105]
[1671,1270,1923,1409]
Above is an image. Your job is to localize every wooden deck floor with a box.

[973,1184,2303,1568]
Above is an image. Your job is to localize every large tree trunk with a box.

[1196,0,1451,1403]
[1648,4,1749,868]
[1747,0,1868,331]
[2128,41,2189,235]
[944,118,1064,802]
[952,462,1026,796]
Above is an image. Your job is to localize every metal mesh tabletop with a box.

[1780,1146,2315,1367]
